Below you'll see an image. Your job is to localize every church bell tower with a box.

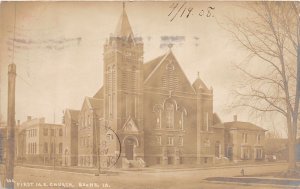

[103,3,144,165]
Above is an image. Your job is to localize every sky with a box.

[0,1,286,135]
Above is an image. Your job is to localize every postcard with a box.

[0,1,299,189]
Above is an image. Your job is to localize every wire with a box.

[16,74,32,88]
[12,3,17,65]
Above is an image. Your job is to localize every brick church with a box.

[62,5,265,168]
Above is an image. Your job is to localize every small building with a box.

[224,116,266,162]
[77,97,103,167]
[18,117,63,165]
[62,109,80,166]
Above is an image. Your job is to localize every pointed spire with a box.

[192,71,208,91]
[114,2,134,37]
[168,43,174,50]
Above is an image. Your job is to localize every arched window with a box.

[106,66,113,117]
[109,95,112,116]
[166,103,174,129]
[153,104,162,129]
[111,65,116,118]
[179,109,187,130]
[59,143,63,154]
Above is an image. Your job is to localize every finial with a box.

[168,43,173,50]
[197,71,200,79]
[123,2,125,10]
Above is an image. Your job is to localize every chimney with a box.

[27,116,32,121]
[234,115,237,122]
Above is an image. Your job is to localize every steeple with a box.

[114,2,134,37]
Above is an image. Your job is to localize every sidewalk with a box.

[16,161,288,174]
[119,160,287,172]
[16,163,98,174]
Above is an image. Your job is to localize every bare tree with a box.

[225,2,299,170]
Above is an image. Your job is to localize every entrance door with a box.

[124,138,135,160]
[167,157,173,164]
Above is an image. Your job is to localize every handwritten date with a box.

[168,2,215,22]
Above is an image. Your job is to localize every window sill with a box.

[153,128,185,132]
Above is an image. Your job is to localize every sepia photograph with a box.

[0,1,300,188]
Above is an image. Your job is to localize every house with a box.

[224,116,266,161]
[18,117,63,165]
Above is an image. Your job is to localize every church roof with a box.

[114,5,134,37]
[93,86,104,99]
[143,54,166,80]
[143,50,175,83]
[94,50,205,95]
[84,97,104,117]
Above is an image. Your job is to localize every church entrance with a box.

[124,138,136,160]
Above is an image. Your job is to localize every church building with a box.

[73,5,225,168]
[62,5,268,168]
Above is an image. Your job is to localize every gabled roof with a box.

[122,116,139,132]
[97,50,205,95]
[143,51,171,83]
[114,6,134,37]
[224,121,267,132]
[66,109,80,122]
[93,86,104,99]
[82,97,104,117]
[87,97,103,110]
[143,54,165,80]
[143,50,196,93]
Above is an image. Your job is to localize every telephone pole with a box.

[5,3,17,188]
[5,63,16,189]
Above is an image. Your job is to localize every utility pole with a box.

[5,4,17,188]
[5,63,16,189]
